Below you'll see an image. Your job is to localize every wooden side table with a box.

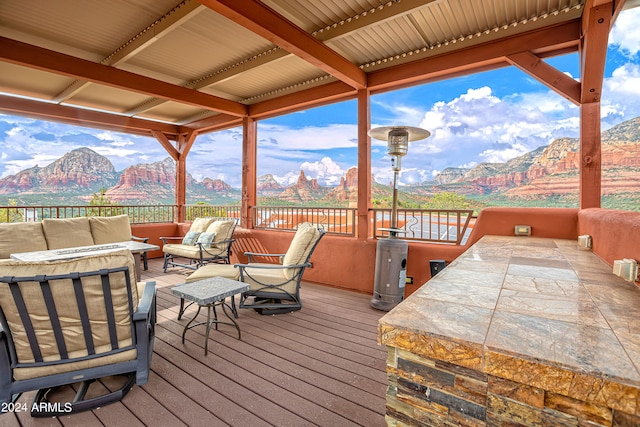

[171,277,249,355]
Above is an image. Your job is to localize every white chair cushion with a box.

[42,217,94,249]
[205,220,236,249]
[89,214,132,244]
[185,264,240,282]
[163,243,225,258]
[189,217,216,233]
[281,223,321,280]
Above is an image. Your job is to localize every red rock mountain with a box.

[0,116,638,207]
[0,147,118,194]
[257,174,283,194]
[420,116,640,198]
[201,178,232,192]
[280,170,325,202]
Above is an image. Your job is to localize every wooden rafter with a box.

[0,95,183,138]
[197,0,367,90]
[368,20,581,91]
[0,37,248,117]
[53,1,206,104]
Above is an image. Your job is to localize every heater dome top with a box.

[368,126,431,142]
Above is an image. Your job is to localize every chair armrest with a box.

[133,281,156,321]
[198,238,235,247]
[244,251,286,263]
[131,235,149,243]
[160,236,183,244]
[244,251,286,257]
[235,261,311,270]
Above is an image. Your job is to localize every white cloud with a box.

[299,157,345,185]
[257,123,357,151]
[387,85,581,184]
[609,8,640,56]
[479,142,530,163]
[601,63,640,125]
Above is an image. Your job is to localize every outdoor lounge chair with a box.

[161,218,237,272]
[0,250,156,417]
[185,222,325,315]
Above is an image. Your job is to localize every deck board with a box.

[9,259,388,426]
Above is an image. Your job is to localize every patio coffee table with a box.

[171,277,249,355]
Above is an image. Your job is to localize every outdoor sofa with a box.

[0,214,149,271]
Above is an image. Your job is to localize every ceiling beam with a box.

[367,20,581,91]
[243,21,582,120]
[0,36,248,117]
[248,81,355,119]
[0,95,183,138]
[197,0,367,90]
[185,114,243,134]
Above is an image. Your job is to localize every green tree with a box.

[0,199,24,223]
[186,202,227,220]
[426,192,472,210]
[87,188,124,217]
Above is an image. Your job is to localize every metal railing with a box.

[0,204,176,224]
[372,208,475,245]
[252,206,357,236]
[1,204,475,245]
[183,205,241,221]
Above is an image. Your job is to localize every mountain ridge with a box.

[0,116,638,208]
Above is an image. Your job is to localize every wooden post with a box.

[579,102,602,209]
[242,116,257,229]
[578,1,611,208]
[357,88,371,240]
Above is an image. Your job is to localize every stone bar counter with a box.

[379,235,640,426]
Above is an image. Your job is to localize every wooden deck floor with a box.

[5,258,388,427]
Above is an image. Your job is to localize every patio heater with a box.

[368,126,431,311]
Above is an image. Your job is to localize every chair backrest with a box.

[281,223,325,280]
[89,214,133,244]
[206,219,237,250]
[189,217,217,233]
[0,250,137,374]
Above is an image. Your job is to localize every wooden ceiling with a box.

[0,0,631,141]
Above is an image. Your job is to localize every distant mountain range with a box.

[411,116,640,201]
[0,116,638,209]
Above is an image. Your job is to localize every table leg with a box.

[205,305,212,356]
[221,302,241,340]
[133,254,142,280]
[182,305,202,344]
[180,297,243,356]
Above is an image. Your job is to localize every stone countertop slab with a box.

[379,235,640,395]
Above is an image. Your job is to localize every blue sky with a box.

[1,7,639,190]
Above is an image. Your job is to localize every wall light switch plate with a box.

[514,225,531,236]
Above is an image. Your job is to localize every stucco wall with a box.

[220,207,583,296]
[144,207,640,294]
[578,208,640,268]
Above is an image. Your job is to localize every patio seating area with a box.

[3,257,388,426]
